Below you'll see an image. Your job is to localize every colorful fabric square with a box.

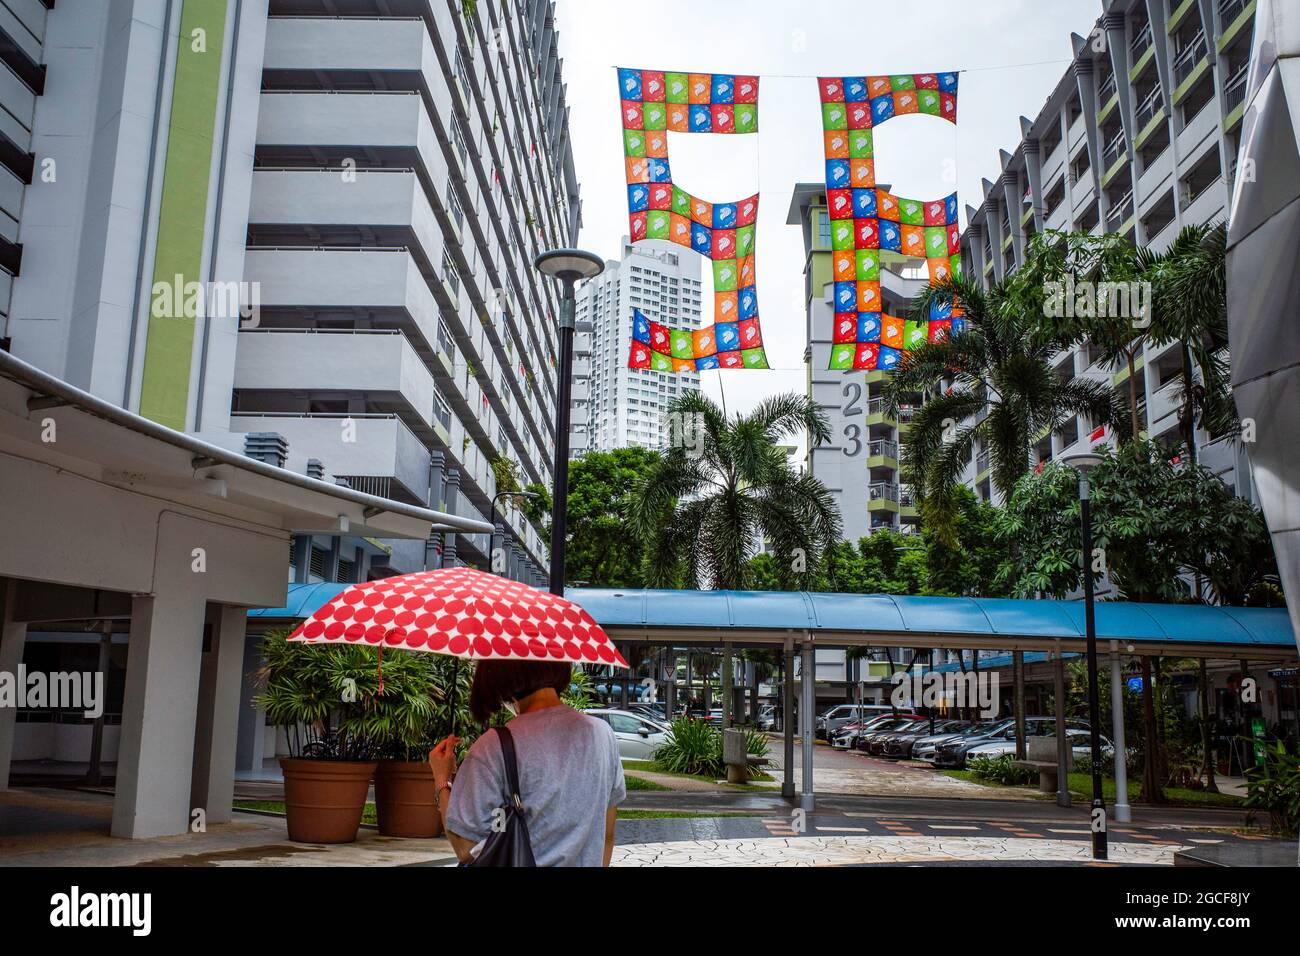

[818,72,964,369]
[620,66,769,372]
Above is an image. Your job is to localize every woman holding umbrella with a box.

[429,658,626,866]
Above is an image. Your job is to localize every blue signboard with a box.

[1126,677,1144,693]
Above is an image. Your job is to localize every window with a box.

[443,250,460,296]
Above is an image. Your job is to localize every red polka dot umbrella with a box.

[288,567,628,668]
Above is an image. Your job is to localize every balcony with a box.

[1102,130,1127,173]
[1130,22,1153,59]
[869,481,900,503]
[1222,62,1249,116]
[1173,32,1209,88]
[1106,189,1134,228]
[868,438,899,460]
[1098,71,1118,107]
[1218,0,1249,31]
[1135,87,1165,131]
[975,449,991,474]
[229,412,432,506]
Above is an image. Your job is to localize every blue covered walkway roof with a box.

[250,584,1298,659]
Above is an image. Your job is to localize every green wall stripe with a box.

[139,0,228,430]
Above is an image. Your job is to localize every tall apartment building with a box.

[571,238,702,456]
[958,0,1257,506]
[791,185,926,543]
[2,0,579,587]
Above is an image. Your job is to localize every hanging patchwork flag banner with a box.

[618,67,769,370]
[818,73,966,371]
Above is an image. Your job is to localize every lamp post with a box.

[1063,450,1107,861]
[534,248,605,596]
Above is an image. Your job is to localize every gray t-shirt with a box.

[446,706,626,867]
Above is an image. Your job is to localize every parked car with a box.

[966,726,1114,762]
[932,717,1093,768]
[627,702,669,724]
[830,713,913,750]
[881,719,969,759]
[585,708,670,761]
[913,722,987,762]
[816,703,896,739]
[859,715,929,754]
[757,704,777,731]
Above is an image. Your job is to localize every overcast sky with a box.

[555,0,1102,421]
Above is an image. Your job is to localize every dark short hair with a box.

[468,660,572,723]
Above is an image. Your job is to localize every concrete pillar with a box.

[235,629,267,773]
[800,635,815,811]
[291,534,311,582]
[0,580,28,790]
[492,522,507,575]
[112,585,208,839]
[721,642,733,726]
[191,605,249,825]
[782,636,795,798]
[442,470,461,568]
[1110,640,1131,822]
[1053,641,1070,808]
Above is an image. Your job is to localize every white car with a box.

[965,728,1114,762]
[586,708,670,761]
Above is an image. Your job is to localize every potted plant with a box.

[254,631,381,844]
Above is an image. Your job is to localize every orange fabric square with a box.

[893,89,920,115]
[901,224,926,257]
[882,314,905,349]
[738,255,756,286]
[667,105,690,131]
[823,129,850,159]
[625,157,649,183]
[832,250,856,282]
[856,280,881,312]
[692,325,719,357]
[645,130,669,158]
[877,189,899,220]
[688,73,712,103]
[713,292,739,324]
[669,213,692,246]
[867,76,892,97]
[927,257,952,282]
[850,158,875,187]
[691,198,713,227]
[673,358,696,372]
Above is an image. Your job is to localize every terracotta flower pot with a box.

[280,758,377,844]
[374,761,445,838]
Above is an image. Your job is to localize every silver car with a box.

[586,708,670,762]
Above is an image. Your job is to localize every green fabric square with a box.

[829,343,856,369]
[903,319,928,349]
[623,129,646,157]
[646,210,670,239]
[670,329,695,359]
[889,74,916,91]
[822,102,847,130]
[949,252,963,277]
[672,187,692,217]
[713,259,738,291]
[665,72,689,104]
[650,351,673,372]
[734,103,757,133]
[642,102,667,130]
[741,347,769,369]
[899,199,925,226]
[924,226,948,259]
[855,250,880,280]
[917,89,941,116]
[735,224,755,257]
[848,129,874,158]
[830,220,855,251]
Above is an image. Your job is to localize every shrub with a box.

[1244,742,1300,836]
[968,753,1037,786]
[652,717,722,777]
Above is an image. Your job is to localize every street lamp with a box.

[534,248,605,596]
[491,490,539,581]
[1062,450,1107,861]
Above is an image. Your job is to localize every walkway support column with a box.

[721,642,733,726]
[1053,640,1070,807]
[800,633,815,811]
[1111,640,1131,822]
[782,635,795,799]
[192,604,248,825]
[0,580,27,790]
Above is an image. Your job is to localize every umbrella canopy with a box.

[288,567,628,667]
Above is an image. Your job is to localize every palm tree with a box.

[630,392,841,590]
[882,272,1127,541]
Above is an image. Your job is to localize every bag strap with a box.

[496,725,524,813]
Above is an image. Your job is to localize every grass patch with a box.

[623,759,774,783]
[233,800,379,826]
[624,774,671,792]
[939,772,1245,809]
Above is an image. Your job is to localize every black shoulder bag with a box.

[467,725,536,867]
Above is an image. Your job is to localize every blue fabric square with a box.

[738,286,758,320]
[879,219,901,252]
[944,192,959,224]
[929,297,953,322]
[951,316,967,336]
[715,321,740,351]
[877,345,902,369]
[938,72,959,93]
[843,76,869,102]
[711,74,734,103]
[871,94,895,123]
[648,158,672,183]
[688,104,712,132]
[690,221,712,255]
[627,183,649,213]
[632,309,651,345]
[852,188,877,218]
[857,312,881,343]
[696,354,720,371]
[825,160,851,189]
[834,281,857,311]
[618,68,643,101]
[713,203,737,228]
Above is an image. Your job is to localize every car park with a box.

[816,703,897,739]
[829,713,907,750]
[859,715,929,754]
[965,725,1114,762]
[881,719,970,759]
[931,716,1094,768]
[913,722,988,762]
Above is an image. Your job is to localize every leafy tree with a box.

[560,447,663,588]
[883,270,1126,542]
[630,392,841,590]
[922,486,1013,597]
